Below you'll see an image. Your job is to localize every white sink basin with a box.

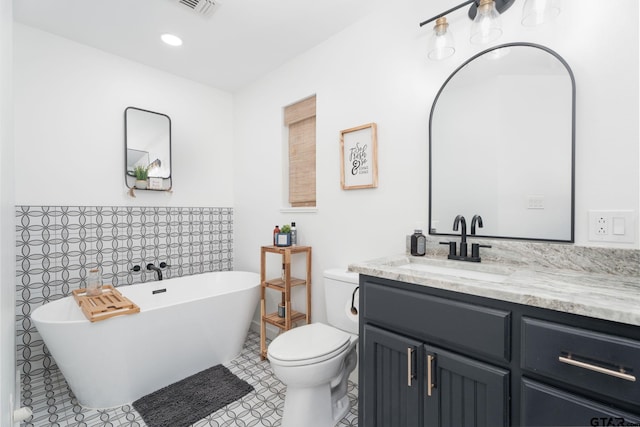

[397,263,508,283]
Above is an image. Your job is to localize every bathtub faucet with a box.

[146,263,163,281]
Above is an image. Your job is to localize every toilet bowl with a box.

[267,268,359,427]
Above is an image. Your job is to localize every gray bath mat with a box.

[132,364,254,427]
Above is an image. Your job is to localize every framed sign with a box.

[340,123,378,190]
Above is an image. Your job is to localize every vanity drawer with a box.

[363,281,511,362]
[521,378,640,426]
[522,317,640,406]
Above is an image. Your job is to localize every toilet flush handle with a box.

[350,287,360,315]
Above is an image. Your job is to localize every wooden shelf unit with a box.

[260,245,312,359]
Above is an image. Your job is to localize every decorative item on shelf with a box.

[290,222,297,245]
[134,165,149,189]
[276,224,292,247]
[340,123,378,190]
[148,177,163,190]
[278,303,286,318]
[273,225,280,246]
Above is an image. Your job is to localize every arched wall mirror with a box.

[429,43,575,242]
[125,107,172,191]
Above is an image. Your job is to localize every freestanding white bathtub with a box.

[31,271,260,409]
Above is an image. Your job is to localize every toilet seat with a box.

[268,323,352,367]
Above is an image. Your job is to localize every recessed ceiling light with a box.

[161,34,183,47]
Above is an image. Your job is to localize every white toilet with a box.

[267,268,359,427]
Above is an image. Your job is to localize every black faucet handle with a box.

[130,265,141,272]
[159,262,171,269]
[439,241,457,257]
[471,243,492,259]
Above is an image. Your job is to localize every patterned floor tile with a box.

[22,331,359,427]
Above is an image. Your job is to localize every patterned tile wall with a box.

[15,206,233,379]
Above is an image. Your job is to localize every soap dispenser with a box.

[410,230,426,256]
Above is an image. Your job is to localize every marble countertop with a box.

[348,254,640,326]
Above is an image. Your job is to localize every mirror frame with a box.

[124,106,172,191]
[429,43,576,243]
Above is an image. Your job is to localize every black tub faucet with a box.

[453,215,467,257]
[146,263,163,281]
[471,214,483,235]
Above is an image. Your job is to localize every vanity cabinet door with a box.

[363,324,423,427]
[424,344,510,427]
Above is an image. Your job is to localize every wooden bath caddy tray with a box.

[72,285,140,322]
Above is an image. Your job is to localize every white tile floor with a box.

[21,331,359,427]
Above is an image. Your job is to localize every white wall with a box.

[233,0,639,324]
[0,0,15,423]
[14,24,235,207]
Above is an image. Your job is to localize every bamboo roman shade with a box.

[284,96,316,207]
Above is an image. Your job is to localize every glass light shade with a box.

[470,0,502,45]
[521,0,561,26]
[427,17,455,60]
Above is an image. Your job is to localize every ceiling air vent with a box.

[175,0,221,17]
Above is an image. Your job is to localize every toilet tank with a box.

[323,268,360,335]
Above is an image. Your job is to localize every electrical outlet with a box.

[595,215,608,235]
[588,210,635,243]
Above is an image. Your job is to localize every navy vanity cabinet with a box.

[360,277,511,427]
[358,274,640,427]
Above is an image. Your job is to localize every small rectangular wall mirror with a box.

[125,106,172,191]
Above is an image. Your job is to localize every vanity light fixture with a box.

[161,33,183,47]
[470,0,503,44]
[421,0,560,60]
[521,0,561,26]
[427,17,456,60]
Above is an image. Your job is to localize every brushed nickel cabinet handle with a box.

[559,355,636,382]
[427,354,434,397]
[407,347,413,386]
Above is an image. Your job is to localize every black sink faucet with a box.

[441,215,491,262]
[453,215,467,257]
[146,263,163,281]
[471,214,483,235]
